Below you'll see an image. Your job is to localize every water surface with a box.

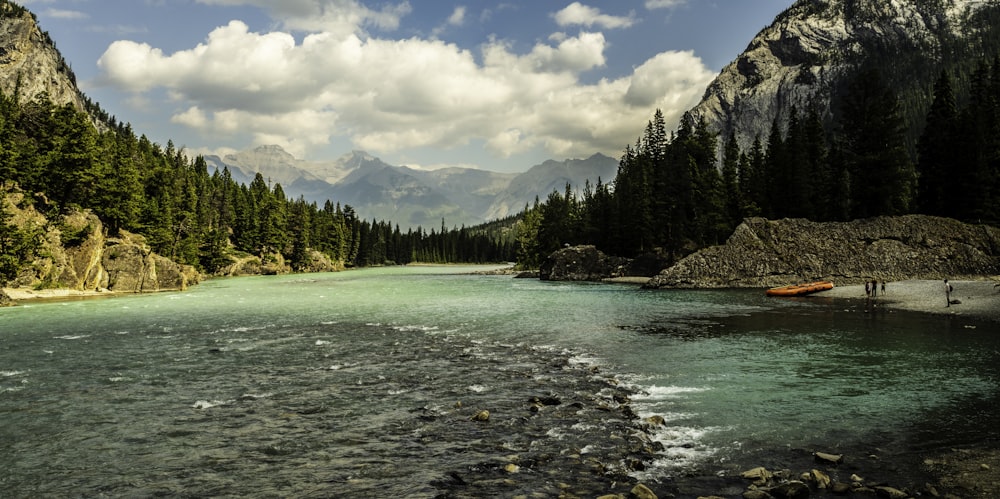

[2,266,998,497]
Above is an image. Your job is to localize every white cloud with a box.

[645,0,687,9]
[553,2,635,30]
[44,9,88,20]
[448,6,466,26]
[98,10,715,162]
[432,5,467,38]
[195,0,412,35]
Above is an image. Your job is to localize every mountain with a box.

[207,146,618,229]
[0,3,85,111]
[483,154,618,221]
[690,0,1000,157]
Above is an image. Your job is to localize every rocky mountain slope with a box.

[0,3,85,110]
[646,215,1000,288]
[207,146,617,228]
[690,0,996,156]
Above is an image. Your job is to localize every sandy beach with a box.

[818,279,1000,322]
[1,287,121,303]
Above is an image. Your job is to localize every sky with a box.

[19,0,791,173]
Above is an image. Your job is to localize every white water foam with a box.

[239,393,273,400]
[631,384,709,401]
[192,399,232,409]
[626,382,721,476]
[53,335,89,340]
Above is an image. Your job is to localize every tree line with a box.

[0,88,515,285]
[514,60,1000,268]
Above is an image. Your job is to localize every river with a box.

[1,266,998,497]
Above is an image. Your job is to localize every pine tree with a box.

[722,133,743,228]
[917,70,957,216]
[837,68,915,218]
[515,199,542,269]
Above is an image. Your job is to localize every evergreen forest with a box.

[0,89,516,285]
[514,61,1000,269]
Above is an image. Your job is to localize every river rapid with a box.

[1,266,998,498]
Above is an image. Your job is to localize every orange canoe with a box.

[766,281,834,297]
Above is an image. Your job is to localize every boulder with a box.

[540,245,631,281]
[809,469,831,489]
[629,483,657,499]
[814,452,844,465]
[644,415,666,427]
[768,480,810,499]
[741,466,774,486]
[874,486,909,499]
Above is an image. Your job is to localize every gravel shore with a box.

[815,279,1000,322]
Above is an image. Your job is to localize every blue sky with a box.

[21,0,791,172]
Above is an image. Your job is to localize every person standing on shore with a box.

[945,279,952,307]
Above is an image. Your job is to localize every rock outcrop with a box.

[540,245,631,282]
[3,189,200,294]
[689,0,991,162]
[101,231,200,292]
[0,4,86,111]
[646,215,1000,288]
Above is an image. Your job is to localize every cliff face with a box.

[0,5,85,110]
[690,0,989,157]
[646,215,1000,288]
[3,190,201,294]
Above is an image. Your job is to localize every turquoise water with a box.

[1,266,998,497]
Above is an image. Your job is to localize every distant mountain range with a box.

[204,146,618,229]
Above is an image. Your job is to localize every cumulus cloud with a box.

[553,2,635,29]
[98,7,716,161]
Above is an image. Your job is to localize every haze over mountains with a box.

[204,146,618,229]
